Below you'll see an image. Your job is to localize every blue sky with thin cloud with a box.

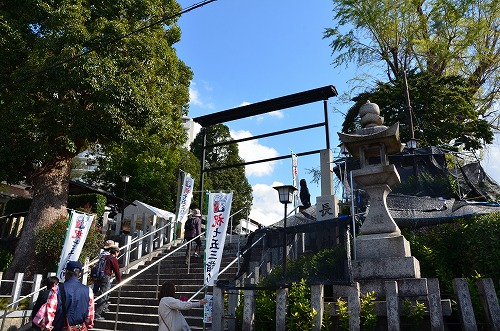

[177,0,500,225]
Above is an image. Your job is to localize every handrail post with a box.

[137,230,143,260]
[158,219,165,248]
[130,214,137,236]
[148,225,155,260]
[82,257,89,285]
[124,235,132,274]
[10,273,24,309]
[30,274,43,309]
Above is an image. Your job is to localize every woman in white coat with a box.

[158,281,208,331]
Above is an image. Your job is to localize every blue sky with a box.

[175,0,500,225]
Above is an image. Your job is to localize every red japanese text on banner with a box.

[56,212,94,280]
[204,192,233,286]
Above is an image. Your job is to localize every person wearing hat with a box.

[94,242,121,320]
[39,261,94,331]
[183,209,203,261]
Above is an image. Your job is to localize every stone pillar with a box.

[427,278,445,331]
[348,282,361,331]
[385,281,400,331]
[212,286,224,331]
[130,214,137,236]
[242,289,255,331]
[311,284,324,331]
[476,278,500,331]
[320,149,333,196]
[316,195,339,221]
[452,278,478,331]
[249,261,259,284]
[227,290,239,331]
[276,288,288,331]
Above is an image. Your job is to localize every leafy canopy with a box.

[341,72,493,150]
[325,0,500,123]
[0,0,192,183]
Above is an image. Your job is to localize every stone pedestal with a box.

[356,233,411,259]
[354,232,421,280]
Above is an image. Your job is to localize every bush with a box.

[403,212,500,295]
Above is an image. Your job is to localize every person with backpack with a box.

[94,244,121,320]
[184,209,202,262]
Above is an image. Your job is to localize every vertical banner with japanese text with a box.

[176,172,195,228]
[292,153,299,211]
[56,211,94,280]
[204,192,233,286]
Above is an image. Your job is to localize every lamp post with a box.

[273,185,297,279]
[121,175,130,223]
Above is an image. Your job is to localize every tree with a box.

[84,142,200,213]
[324,0,500,123]
[190,124,253,225]
[341,72,494,150]
[0,0,192,276]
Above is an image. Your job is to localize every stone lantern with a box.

[338,100,420,279]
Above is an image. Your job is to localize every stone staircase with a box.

[91,239,242,331]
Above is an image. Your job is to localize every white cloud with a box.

[268,110,284,118]
[246,109,284,123]
[249,182,284,226]
[230,129,279,177]
[189,81,215,109]
[239,101,251,107]
[189,85,203,106]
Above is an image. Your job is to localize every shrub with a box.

[287,279,317,331]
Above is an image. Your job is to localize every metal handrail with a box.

[1,209,255,330]
[0,220,175,330]
[188,231,267,301]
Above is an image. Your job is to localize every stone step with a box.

[92,244,238,331]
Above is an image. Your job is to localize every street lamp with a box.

[121,175,130,223]
[273,184,297,278]
[406,138,419,151]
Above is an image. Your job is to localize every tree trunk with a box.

[6,157,72,279]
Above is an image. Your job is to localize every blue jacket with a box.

[53,277,90,331]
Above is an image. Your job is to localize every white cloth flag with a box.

[56,211,94,280]
[204,192,233,286]
[176,172,195,226]
[292,153,299,210]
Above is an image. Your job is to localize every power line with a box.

[2,0,217,90]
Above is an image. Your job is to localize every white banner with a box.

[292,153,299,210]
[56,212,94,280]
[204,192,233,286]
[176,172,195,227]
